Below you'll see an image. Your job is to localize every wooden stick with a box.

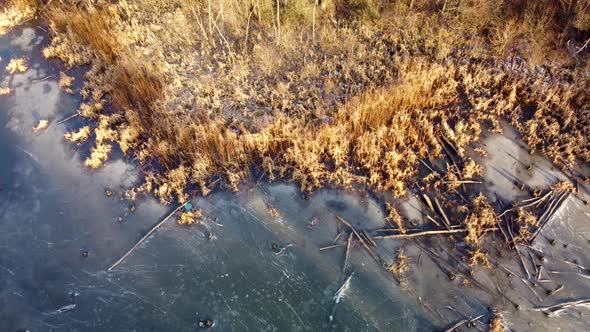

[319,244,344,251]
[335,215,364,245]
[426,215,442,228]
[373,228,466,240]
[442,180,482,185]
[58,113,79,124]
[434,197,452,230]
[422,194,435,213]
[360,231,377,247]
[496,215,510,244]
[532,299,590,315]
[343,233,353,272]
[31,74,56,83]
[419,159,436,174]
[331,231,343,245]
[444,314,485,332]
[108,201,190,272]
[336,215,386,268]
[498,264,542,302]
[515,244,532,281]
[498,190,553,218]
[530,191,569,242]
[575,37,590,54]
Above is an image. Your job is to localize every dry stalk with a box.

[373,228,467,240]
[108,201,190,271]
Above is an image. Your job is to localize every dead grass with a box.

[32,119,48,132]
[5,57,27,73]
[490,310,508,332]
[177,208,203,225]
[5,1,586,208]
[64,126,91,144]
[58,71,74,94]
[0,86,11,95]
[0,0,36,36]
[389,247,409,285]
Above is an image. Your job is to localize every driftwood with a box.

[107,201,190,272]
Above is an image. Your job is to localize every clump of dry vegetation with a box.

[5,57,27,73]
[0,0,36,36]
[389,247,410,285]
[58,71,74,93]
[385,203,406,234]
[64,125,91,144]
[0,86,11,95]
[464,194,497,244]
[5,1,588,207]
[177,208,203,225]
[32,118,48,132]
[490,310,509,332]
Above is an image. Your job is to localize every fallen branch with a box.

[31,74,56,83]
[444,314,484,332]
[107,201,190,271]
[335,215,364,244]
[442,180,482,185]
[58,113,79,124]
[575,37,590,54]
[532,299,590,317]
[434,197,452,230]
[422,194,435,213]
[530,191,569,242]
[343,233,353,272]
[319,244,344,251]
[335,215,387,268]
[498,190,553,218]
[373,228,466,240]
[331,231,343,245]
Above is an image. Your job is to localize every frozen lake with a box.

[1,25,589,331]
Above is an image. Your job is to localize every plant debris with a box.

[5,57,27,73]
[32,119,49,132]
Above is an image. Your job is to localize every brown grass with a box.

[490,310,508,332]
[32,119,48,132]
[58,71,74,94]
[6,1,588,208]
[5,57,27,73]
[177,208,203,225]
[389,247,410,285]
[0,0,36,36]
[64,126,91,144]
[0,86,11,95]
